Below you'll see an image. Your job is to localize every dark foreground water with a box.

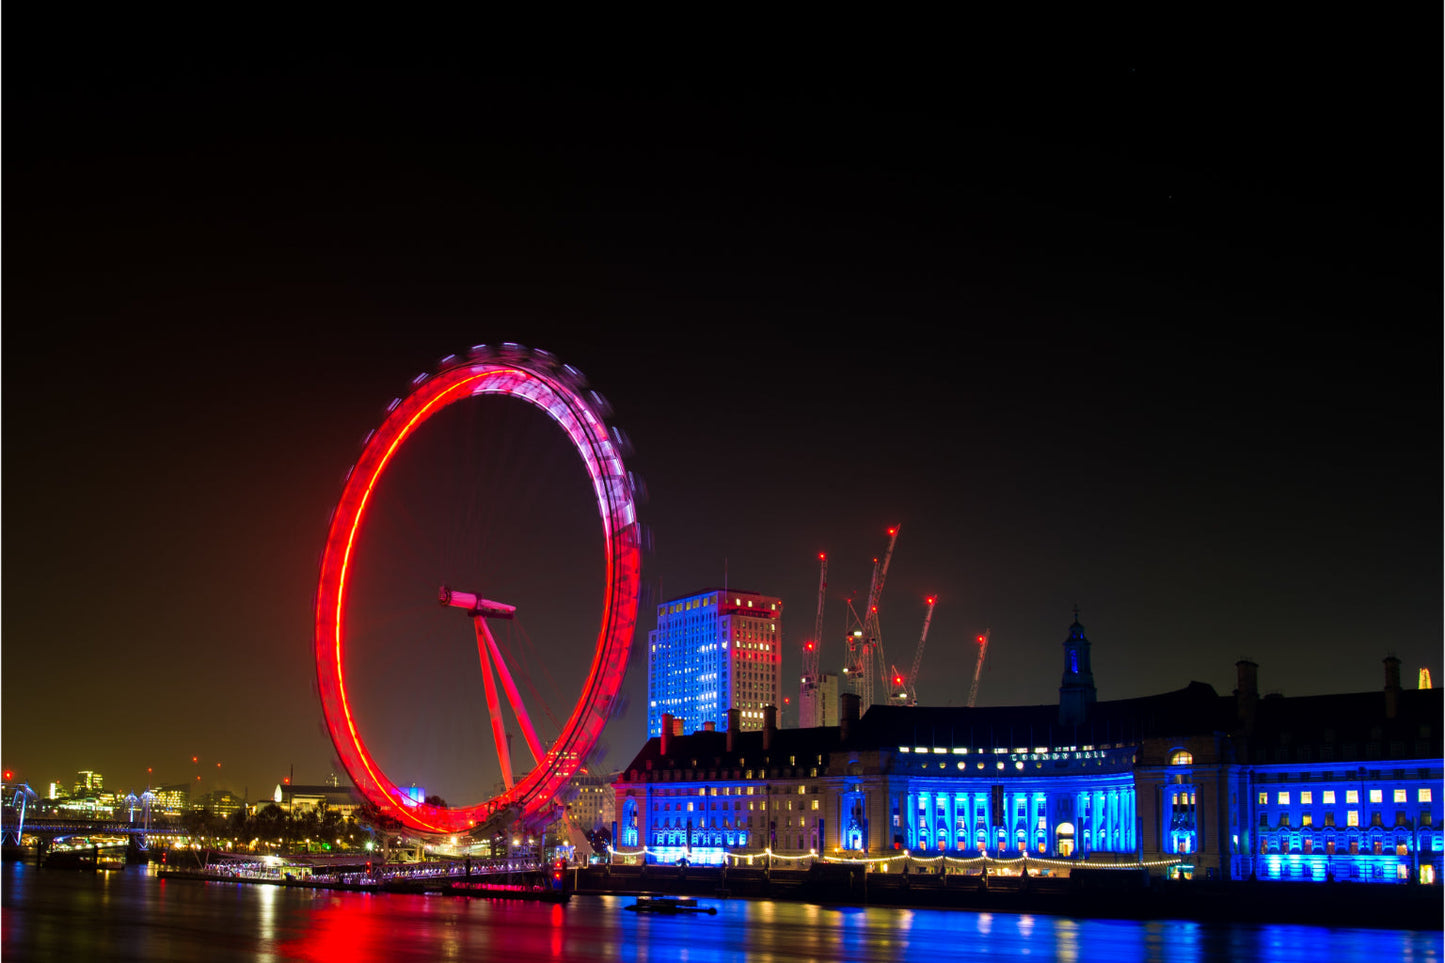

[3,863,1440,962]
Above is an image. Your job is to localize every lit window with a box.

[1395,789,1408,803]
[1421,789,1433,803]
[1347,810,1359,827]
[1300,791,1312,805]
[1278,792,1290,806]
[1369,789,1383,804]
[1323,791,1336,805]
[1169,750,1193,766]
[1346,790,1359,804]
[1258,792,1268,806]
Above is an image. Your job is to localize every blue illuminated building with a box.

[614,616,1442,884]
[647,589,783,738]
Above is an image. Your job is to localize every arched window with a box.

[1169,749,1194,766]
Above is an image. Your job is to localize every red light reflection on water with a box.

[280,896,386,961]
[279,893,586,961]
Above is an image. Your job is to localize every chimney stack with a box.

[703,721,716,732]
[762,705,777,750]
[726,708,741,752]
[1385,655,1402,719]
[1234,660,1258,734]
[840,692,861,743]
[660,713,673,755]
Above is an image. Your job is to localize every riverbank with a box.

[574,864,1443,931]
[145,859,1444,930]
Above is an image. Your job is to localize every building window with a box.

[1369,790,1383,804]
[1347,811,1359,827]
[1169,750,1193,766]
[1300,792,1312,805]
[1278,792,1290,806]
[1323,791,1336,805]
[1346,791,1359,804]
[1258,792,1268,806]
[1421,788,1434,804]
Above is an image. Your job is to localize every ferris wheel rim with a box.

[313,350,642,834]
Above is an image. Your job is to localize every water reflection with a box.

[1053,917,1080,963]
[254,882,277,956]
[2,864,1440,963]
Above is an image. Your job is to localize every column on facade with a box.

[954,792,965,850]
[1005,786,1017,850]
[1093,790,1105,852]
[984,791,994,853]
[1125,787,1136,851]
[1109,790,1120,851]
[924,790,934,849]
[1074,790,1086,856]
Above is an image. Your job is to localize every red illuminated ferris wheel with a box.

[314,345,643,835]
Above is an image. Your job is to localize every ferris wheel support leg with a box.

[475,617,545,767]
[475,620,515,790]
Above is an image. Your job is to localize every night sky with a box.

[5,40,1438,806]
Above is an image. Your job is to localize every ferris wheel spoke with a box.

[473,620,515,790]
[475,617,546,768]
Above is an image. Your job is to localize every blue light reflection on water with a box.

[2,863,1439,963]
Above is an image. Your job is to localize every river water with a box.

[2,863,1439,962]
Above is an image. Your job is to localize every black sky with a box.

[4,39,1439,803]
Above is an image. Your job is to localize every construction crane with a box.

[966,628,991,708]
[799,553,828,727]
[843,525,900,708]
[890,595,936,706]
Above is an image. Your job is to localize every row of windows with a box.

[654,797,821,812]
[1262,788,1433,805]
[1260,836,1437,856]
[650,814,820,830]
[1253,767,1440,782]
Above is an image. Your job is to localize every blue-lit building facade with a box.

[613,618,1442,884]
[647,589,783,738]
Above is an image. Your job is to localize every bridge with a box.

[1,783,192,864]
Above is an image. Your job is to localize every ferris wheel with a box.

[314,344,644,835]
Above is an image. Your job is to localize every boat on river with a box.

[624,896,717,915]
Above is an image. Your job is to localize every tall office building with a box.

[800,671,841,728]
[648,588,783,737]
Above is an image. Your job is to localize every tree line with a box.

[179,803,368,853]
